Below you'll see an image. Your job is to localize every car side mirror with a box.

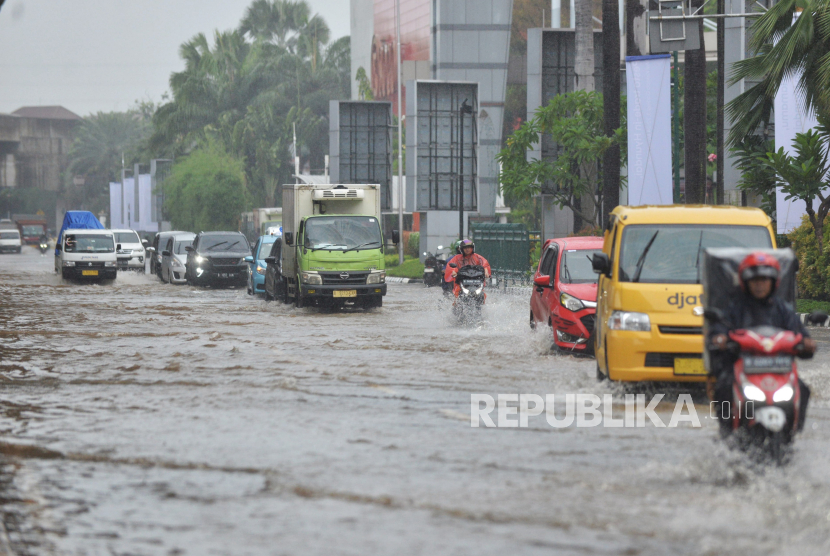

[146,246,155,253]
[284,232,293,246]
[264,257,275,264]
[591,253,611,276]
[244,256,254,263]
[449,263,457,268]
[807,310,829,326]
[533,275,551,288]
[185,245,194,252]
[116,243,122,251]
[392,230,400,244]
[161,250,169,257]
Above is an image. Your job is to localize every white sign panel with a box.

[626,54,673,205]
[107,175,158,232]
[774,71,820,234]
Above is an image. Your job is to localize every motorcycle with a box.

[705,308,825,461]
[423,245,446,287]
[449,263,486,324]
[39,241,49,255]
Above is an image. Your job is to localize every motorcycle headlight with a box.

[560,293,585,312]
[367,271,386,284]
[772,384,794,402]
[256,265,267,275]
[743,384,767,402]
[62,261,75,267]
[607,311,651,331]
[301,271,322,285]
[475,286,483,295]
[460,285,469,294]
[195,255,205,263]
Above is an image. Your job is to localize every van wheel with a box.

[596,363,606,382]
[529,311,536,330]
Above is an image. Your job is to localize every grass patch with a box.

[386,257,424,279]
[384,253,400,268]
[796,299,830,314]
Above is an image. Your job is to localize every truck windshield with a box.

[560,249,601,284]
[304,216,382,251]
[618,224,773,284]
[21,225,44,236]
[65,234,114,253]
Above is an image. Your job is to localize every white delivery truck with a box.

[54,211,118,281]
[279,184,398,309]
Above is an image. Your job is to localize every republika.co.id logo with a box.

[471,393,702,428]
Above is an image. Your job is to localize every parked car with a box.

[263,239,284,302]
[530,236,603,354]
[246,234,279,296]
[111,229,148,271]
[0,228,22,254]
[160,232,195,284]
[148,231,187,277]
[184,231,250,287]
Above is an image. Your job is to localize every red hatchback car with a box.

[530,236,603,354]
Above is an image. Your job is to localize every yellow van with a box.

[593,205,777,382]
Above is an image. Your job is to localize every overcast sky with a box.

[0,0,350,116]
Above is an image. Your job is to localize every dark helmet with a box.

[738,252,780,293]
[459,238,475,254]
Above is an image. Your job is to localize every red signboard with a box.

[372,0,431,114]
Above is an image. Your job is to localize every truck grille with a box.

[658,325,702,335]
[75,261,106,269]
[210,258,240,266]
[320,271,368,285]
[644,352,702,368]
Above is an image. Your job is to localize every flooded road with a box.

[1,247,830,555]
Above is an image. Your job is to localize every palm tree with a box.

[726,0,830,145]
[239,0,310,49]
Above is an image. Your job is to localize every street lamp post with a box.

[458,99,473,241]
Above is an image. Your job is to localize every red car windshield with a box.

[560,249,601,284]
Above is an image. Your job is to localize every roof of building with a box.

[12,106,82,121]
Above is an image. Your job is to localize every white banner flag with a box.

[774,71,820,234]
[626,54,673,205]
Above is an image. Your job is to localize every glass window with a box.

[174,239,193,254]
[166,238,174,252]
[21,225,43,236]
[618,225,773,284]
[539,247,555,276]
[65,234,114,253]
[560,249,601,284]
[269,241,281,258]
[258,241,274,260]
[114,231,140,244]
[201,234,248,251]
[303,217,382,251]
[0,231,20,239]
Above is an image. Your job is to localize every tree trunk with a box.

[575,0,595,229]
[602,0,621,225]
[684,0,707,204]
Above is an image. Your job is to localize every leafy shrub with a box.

[789,214,830,301]
[406,232,420,258]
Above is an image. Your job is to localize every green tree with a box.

[497,90,626,227]
[765,126,830,253]
[726,0,830,145]
[356,67,373,100]
[731,135,777,216]
[163,145,248,232]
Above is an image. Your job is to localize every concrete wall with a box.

[350,0,375,100]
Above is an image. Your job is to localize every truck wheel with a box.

[279,278,289,304]
[294,287,304,308]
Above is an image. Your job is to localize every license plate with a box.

[81,270,99,276]
[743,355,793,374]
[219,273,236,278]
[424,268,434,273]
[674,358,705,375]
[333,290,357,298]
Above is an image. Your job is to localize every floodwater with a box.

[1,247,830,555]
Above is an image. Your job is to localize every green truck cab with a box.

[280,184,397,309]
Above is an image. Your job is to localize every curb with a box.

[798,312,830,327]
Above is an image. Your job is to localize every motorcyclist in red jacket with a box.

[443,239,491,297]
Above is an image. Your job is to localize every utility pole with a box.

[602,0,620,225]
[716,0,725,205]
[396,0,404,265]
[459,99,473,240]
[673,51,681,203]
[684,0,707,204]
